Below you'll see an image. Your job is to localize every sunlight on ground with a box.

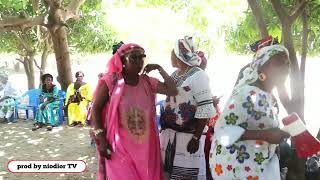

[0,121,97,179]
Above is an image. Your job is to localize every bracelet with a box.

[192,136,199,141]
[93,129,104,136]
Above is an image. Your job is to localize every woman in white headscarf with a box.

[209,36,291,180]
[0,70,20,123]
[160,36,216,179]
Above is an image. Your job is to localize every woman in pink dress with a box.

[92,43,177,180]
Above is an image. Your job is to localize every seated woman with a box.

[0,70,20,123]
[32,73,60,131]
[65,71,92,126]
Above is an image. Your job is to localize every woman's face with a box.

[76,73,84,82]
[261,52,290,87]
[171,50,178,68]
[123,49,146,75]
[44,77,53,86]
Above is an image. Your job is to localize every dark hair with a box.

[75,71,84,78]
[112,41,125,55]
[41,73,55,93]
[41,73,53,84]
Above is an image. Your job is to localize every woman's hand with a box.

[98,136,113,159]
[143,64,162,74]
[213,96,220,107]
[40,102,48,110]
[187,138,200,154]
[265,128,290,144]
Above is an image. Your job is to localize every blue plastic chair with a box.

[57,90,66,125]
[156,100,165,131]
[15,89,41,119]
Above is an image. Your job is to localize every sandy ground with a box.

[0,120,98,180]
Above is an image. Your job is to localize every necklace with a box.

[177,66,191,77]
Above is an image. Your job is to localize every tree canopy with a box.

[226,0,320,55]
[0,0,117,55]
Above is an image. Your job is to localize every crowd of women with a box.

[0,35,313,179]
[0,69,93,131]
[90,35,297,180]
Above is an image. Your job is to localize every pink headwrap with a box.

[105,43,144,75]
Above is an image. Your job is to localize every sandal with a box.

[32,123,42,131]
[46,126,53,131]
[69,121,78,127]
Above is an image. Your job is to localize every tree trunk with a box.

[247,0,269,38]
[48,4,73,91]
[22,53,36,89]
[281,22,306,180]
[282,24,304,121]
[300,10,308,121]
[50,27,73,91]
[40,39,50,77]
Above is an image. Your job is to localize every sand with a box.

[0,120,98,180]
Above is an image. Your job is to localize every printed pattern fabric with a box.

[160,67,215,180]
[209,85,281,180]
[35,86,60,126]
[161,67,216,132]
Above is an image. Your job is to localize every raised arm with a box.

[143,64,178,96]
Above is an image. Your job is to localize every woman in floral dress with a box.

[160,36,216,179]
[209,37,291,180]
[33,74,60,131]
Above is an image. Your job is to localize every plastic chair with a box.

[156,100,165,131]
[15,89,41,119]
[57,90,66,125]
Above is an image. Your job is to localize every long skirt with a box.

[35,102,59,126]
[67,101,88,125]
[0,97,15,119]
[160,128,206,180]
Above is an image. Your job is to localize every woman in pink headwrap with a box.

[92,43,177,180]
[160,36,216,179]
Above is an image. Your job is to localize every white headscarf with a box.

[173,36,201,67]
[236,44,289,89]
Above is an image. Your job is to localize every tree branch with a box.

[247,0,269,38]
[0,15,45,31]
[290,0,308,21]
[62,0,85,21]
[12,32,30,51]
[34,59,42,72]
[15,58,24,64]
[269,0,289,23]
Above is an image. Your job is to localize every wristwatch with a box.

[93,129,104,136]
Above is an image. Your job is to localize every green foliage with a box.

[225,0,320,55]
[68,0,117,53]
[0,0,39,54]
[0,0,117,54]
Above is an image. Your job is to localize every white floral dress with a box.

[209,85,281,180]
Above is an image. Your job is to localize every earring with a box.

[258,73,267,81]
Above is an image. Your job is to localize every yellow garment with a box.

[65,83,92,125]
